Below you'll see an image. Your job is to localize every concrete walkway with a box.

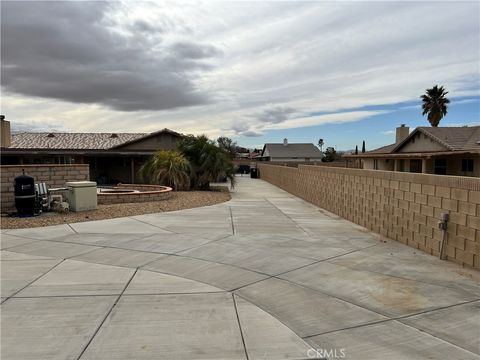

[1,176,479,360]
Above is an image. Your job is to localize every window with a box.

[410,159,422,173]
[397,159,405,172]
[374,159,378,170]
[434,159,447,175]
[461,159,474,172]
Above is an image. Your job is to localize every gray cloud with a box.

[169,41,223,60]
[131,19,163,34]
[231,123,248,133]
[255,106,297,124]
[241,130,263,137]
[1,1,222,111]
[229,105,298,137]
[231,123,263,137]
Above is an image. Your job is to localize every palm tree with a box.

[421,85,450,127]
[139,150,190,190]
[318,138,324,153]
[178,135,236,190]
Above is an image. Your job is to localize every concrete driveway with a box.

[1,176,479,360]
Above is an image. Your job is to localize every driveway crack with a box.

[76,268,138,360]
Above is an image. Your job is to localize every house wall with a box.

[398,132,447,153]
[270,157,323,162]
[116,133,180,151]
[1,164,89,212]
[363,159,394,171]
[363,159,374,169]
[88,156,140,184]
[363,155,480,177]
[267,160,360,168]
[449,156,480,177]
[258,163,480,268]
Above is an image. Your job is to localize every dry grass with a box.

[1,187,230,229]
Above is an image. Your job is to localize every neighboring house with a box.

[235,149,262,160]
[261,139,323,162]
[346,124,480,177]
[0,118,183,183]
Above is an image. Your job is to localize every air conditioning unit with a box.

[66,181,97,211]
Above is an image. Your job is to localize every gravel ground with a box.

[1,187,231,229]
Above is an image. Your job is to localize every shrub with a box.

[139,150,190,190]
[178,135,236,190]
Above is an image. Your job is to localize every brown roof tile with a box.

[366,126,480,155]
[9,132,147,150]
[365,143,397,154]
[414,126,480,151]
[263,143,323,158]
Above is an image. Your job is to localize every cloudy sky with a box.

[1,1,479,150]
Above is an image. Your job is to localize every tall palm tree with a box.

[421,85,450,127]
[139,150,190,190]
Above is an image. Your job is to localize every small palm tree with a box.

[139,150,190,190]
[421,85,450,127]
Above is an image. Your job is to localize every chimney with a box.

[283,138,288,146]
[396,124,409,144]
[0,115,11,148]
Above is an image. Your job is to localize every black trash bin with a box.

[238,165,250,174]
[14,171,36,217]
[250,168,258,179]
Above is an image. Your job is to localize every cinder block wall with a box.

[258,164,480,268]
[1,164,89,212]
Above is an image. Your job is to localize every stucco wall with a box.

[1,164,89,212]
[270,157,324,162]
[363,156,480,177]
[399,132,447,152]
[363,159,394,171]
[258,163,480,268]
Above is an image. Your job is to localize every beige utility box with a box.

[66,181,97,211]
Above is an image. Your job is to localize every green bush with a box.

[178,135,236,190]
[139,150,190,190]
[139,135,236,191]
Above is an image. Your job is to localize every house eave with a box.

[344,150,480,159]
[1,148,156,156]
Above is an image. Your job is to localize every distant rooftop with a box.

[262,142,323,158]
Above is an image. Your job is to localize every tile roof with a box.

[364,126,480,155]
[8,132,147,150]
[263,143,323,158]
[412,126,480,151]
[365,143,397,154]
